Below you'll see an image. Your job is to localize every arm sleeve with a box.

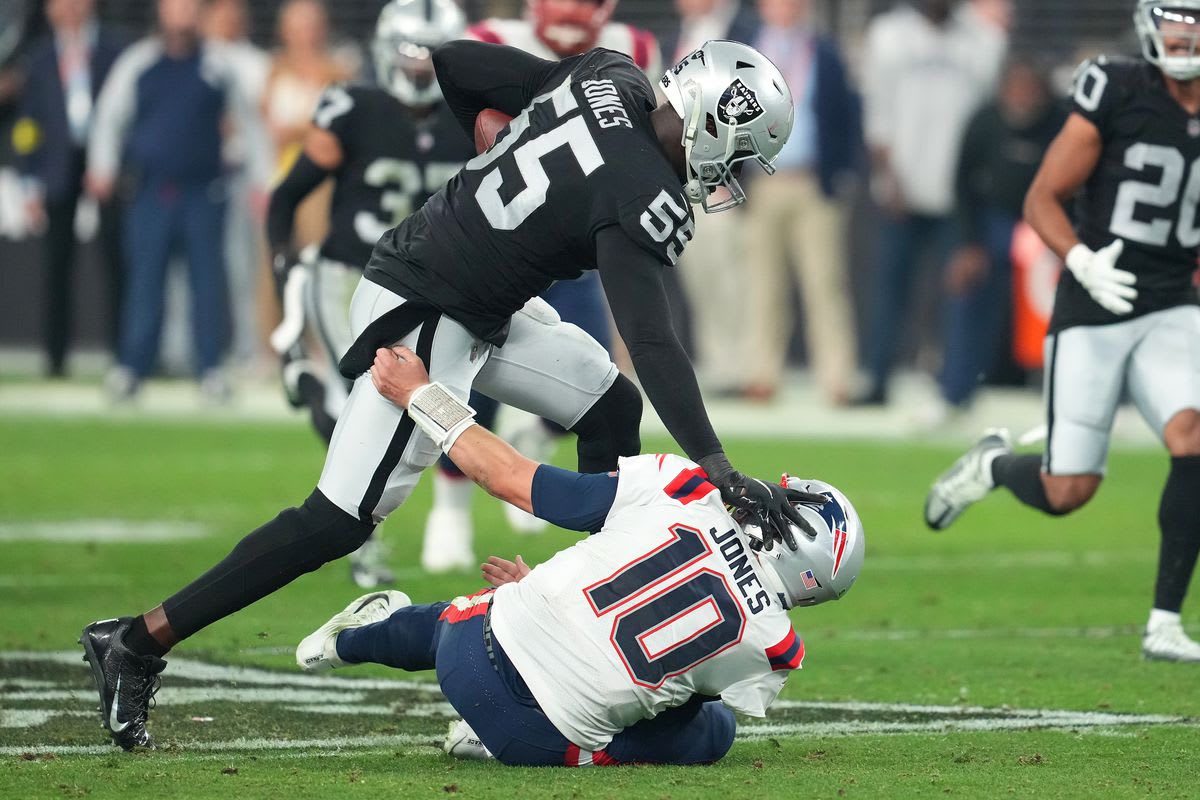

[595,225,723,463]
[432,40,563,139]
[87,41,150,182]
[266,153,331,260]
[530,465,619,533]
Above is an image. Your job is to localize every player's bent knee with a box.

[1163,409,1200,456]
[695,702,736,765]
[571,373,643,471]
[293,488,375,565]
[1042,475,1101,514]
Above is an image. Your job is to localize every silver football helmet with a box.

[1136,0,1200,80]
[750,477,864,609]
[659,40,794,213]
[373,0,466,107]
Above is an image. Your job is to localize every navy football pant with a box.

[335,596,736,766]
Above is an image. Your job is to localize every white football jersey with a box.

[467,18,662,81]
[490,453,803,752]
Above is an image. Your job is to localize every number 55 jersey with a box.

[1055,56,1200,334]
[489,454,803,753]
[364,47,695,346]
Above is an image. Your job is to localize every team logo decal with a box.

[717,78,763,126]
[812,492,849,578]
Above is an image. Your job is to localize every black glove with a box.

[699,454,827,551]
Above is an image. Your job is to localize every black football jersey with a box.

[364,48,695,344]
[312,84,475,267]
[1053,56,1200,333]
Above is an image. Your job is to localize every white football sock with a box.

[1147,608,1181,632]
[433,469,474,513]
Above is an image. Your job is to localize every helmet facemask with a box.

[1136,1,1200,81]
[373,0,466,108]
[662,42,794,214]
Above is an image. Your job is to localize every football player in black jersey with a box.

[80,38,815,749]
[926,0,1200,663]
[266,0,475,587]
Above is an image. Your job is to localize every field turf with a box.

[1,415,1198,799]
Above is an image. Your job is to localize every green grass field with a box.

[2,416,1198,799]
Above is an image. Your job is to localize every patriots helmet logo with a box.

[717,78,764,126]
[813,491,850,579]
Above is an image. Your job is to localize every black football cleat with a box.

[78,618,166,750]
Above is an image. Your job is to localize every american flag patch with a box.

[801,570,819,590]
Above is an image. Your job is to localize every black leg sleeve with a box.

[1155,455,1200,613]
[161,489,374,641]
[991,454,1069,516]
[569,372,643,474]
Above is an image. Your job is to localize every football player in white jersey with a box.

[296,345,865,766]
[420,0,663,570]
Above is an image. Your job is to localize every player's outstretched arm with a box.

[432,40,561,139]
[370,346,539,512]
[595,227,815,549]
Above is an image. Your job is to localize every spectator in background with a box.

[658,0,758,396]
[13,0,126,377]
[740,0,861,405]
[262,0,349,252]
[856,0,1006,407]
[941,57,1064,408]
[88,0,270,402]
[257,0,350,352]
[203,0,272,371]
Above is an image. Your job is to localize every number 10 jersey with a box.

[1056,56,1200,333]
[489,454,802,752]
[364,48,695,345]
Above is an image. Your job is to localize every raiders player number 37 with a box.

[79,38,806,751]
[926,0,1200,663]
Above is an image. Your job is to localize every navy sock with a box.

[1155,455,1200,613]
[991,453,1067,516]
[335,602,449,670]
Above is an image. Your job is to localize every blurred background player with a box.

[87,0,270,403]
[296,342,864,766]
[266,0,471,586]
[13,0,127,379]
[926,0,1200,662]
[419,0,663,572]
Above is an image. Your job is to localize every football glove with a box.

[699,455,826,551]
[1065,239,1137,315]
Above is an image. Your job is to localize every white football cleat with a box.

[924,428,1013,531]
[296,590,411,672]
[1142,621,1200,662]
[444,719,492,761]
[349,534,396,588]
[421,507,476,573]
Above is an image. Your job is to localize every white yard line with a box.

[0,520,208,543]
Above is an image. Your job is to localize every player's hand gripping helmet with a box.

[749,477,864,609]
[373,0,466,107]
[660,40,794,213]
[1136,0,1200,80]
[529,0,617,57]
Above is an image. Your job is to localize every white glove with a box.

[1065,239,1137,315]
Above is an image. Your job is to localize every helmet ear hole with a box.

[705,113,718,138]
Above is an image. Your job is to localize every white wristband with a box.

[408,382,477,454]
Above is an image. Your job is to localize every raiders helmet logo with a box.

[717,78,764,126]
